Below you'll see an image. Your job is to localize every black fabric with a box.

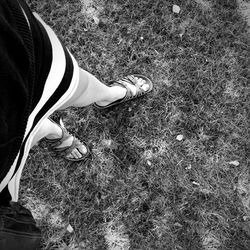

[18,0,53,109]
[0,0,33,182]
[0,202,41,250]
[0,187,11,207]
[0,0,53,185]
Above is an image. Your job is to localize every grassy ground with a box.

[22,0,249,249]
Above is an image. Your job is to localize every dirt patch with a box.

[194,0,212,12]
[104,220,130,250]
[79,0,103,25]
[237,0,250,32]
[237,175,250,214]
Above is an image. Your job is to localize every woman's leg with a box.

[60,68,149,109]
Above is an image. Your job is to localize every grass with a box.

[22,0,249,249]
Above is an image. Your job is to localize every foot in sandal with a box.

[94,74,153,109]
[45,119,90,162]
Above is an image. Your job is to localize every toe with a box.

[135,77,149,92]
[67,145,88,160]
[141,83,150,92]
[136,77,146,87]
[70,149,81,159]
[79,145,88,155]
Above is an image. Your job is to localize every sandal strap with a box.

[111,75,144,101]
[50,128,73,151]
[45,119,82,153]
[45,126,71,150]
[62,137,84,155]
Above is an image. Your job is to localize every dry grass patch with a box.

[104,219,130,250]
[194,0,212,12]
[201,230,221,250]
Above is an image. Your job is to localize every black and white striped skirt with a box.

[0,13,79,202]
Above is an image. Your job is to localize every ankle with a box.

[45,125,63,140]
[96,86,126,105]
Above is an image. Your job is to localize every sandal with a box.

[45,118,90,162]
[93,74,153,109]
